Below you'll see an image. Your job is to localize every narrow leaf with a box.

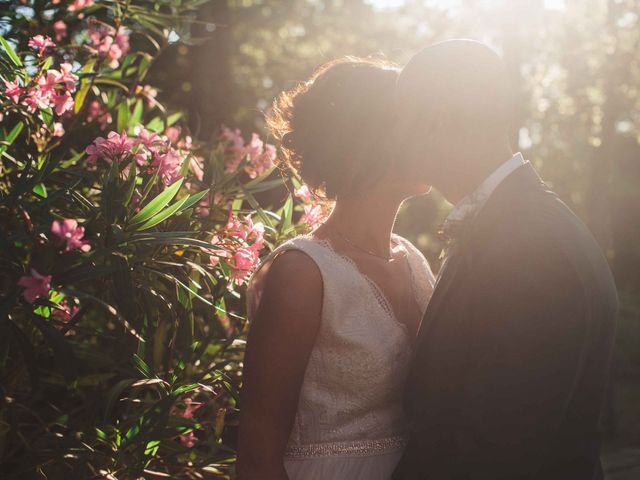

[0,36,22,67]
[0,121,24,156]
[137,195,189,231]
[128,178,183,225]
[117,101,129,132]
[178,189,209,212]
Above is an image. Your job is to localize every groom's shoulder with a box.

[478,187,560,238]
[472,185,589,265]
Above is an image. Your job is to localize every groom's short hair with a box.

[396,39,514,132]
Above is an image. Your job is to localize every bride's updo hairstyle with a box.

[267,57,399,199]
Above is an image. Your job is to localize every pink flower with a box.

[21,64,77,115]
[18,269,52,304]
[51,219,91,252]
[3,79,23,103]
[244,133,263,161]
[36,64,77,96]
[220,126,246,173]
[243,215,265,249]
[171,395,205,448]
[136,128,163,151]
[28,35,55,57]
[210,211,266,287]
[56,63,78,91]
[53,20,67,41]
[88,20,130,68]
[242,133,276,179]
[225,212,264,246]
[37,70,60,97]
[230,247,260,286]
[301,203,323,229]
[179,431,197,448]
[86,131,144,166]
[22,88,49,113]
[164,126,181,144]
[152,147,184,186]
[68,0,94,12]
[52,91,74,115]
[294,185,312,203]
[86,100,112,129]
[52,122,65,137]
[245,142,276,179]
[172,397,204,420]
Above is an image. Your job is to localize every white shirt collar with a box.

[446,152,527,224]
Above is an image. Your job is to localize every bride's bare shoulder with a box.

[247,248,323,320]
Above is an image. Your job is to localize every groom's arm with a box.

[449,229,587,479]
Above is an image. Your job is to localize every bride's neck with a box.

[320,191,403,255]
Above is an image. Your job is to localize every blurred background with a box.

[152,0,639,475]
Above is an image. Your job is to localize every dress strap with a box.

[393,235,436,314]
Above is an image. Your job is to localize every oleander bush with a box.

[0,1,318,478]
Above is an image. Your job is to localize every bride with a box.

[236,57,435,480]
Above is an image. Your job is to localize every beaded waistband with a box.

[284,435,408,459]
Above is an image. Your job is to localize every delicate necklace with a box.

[334,228,396,262]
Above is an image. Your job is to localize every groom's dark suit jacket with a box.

[394,163,618,480]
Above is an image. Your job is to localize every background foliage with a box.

[1,0,639,478]
[0,0,314,478]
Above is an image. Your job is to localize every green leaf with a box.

[134,354,152,377]
[95,427,107,441]
[123,158,138,206]
[145,111,182,133]
[33,183,47,198]
[243,190,274,229]
[172,384,199,396]
[0,36,22,67]
[40,108,54,128]
[120,53,136,71]
[117,101,129,132]
[281,194,294,233]
[94,78,129,91]
[166,112,182,126]
[0,121,24,156]
[145,116,164,133]
[130,99,144,126]
[74,59,96,114]
[41,56,53,71]
[124,418,142,442]
[104,379,136,420]
[144,440,161,457]
[178,189,210,212]
[136,195,190,231]
[128,178,184,226]
[137,53,152,80]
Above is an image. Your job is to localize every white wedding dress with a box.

[254,234,435,480]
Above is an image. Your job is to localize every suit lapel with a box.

[415,162,546,350]
[415,246,466,348]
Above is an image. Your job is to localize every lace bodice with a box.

[250,234,435,458]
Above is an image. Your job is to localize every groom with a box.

[393,40,618,480]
